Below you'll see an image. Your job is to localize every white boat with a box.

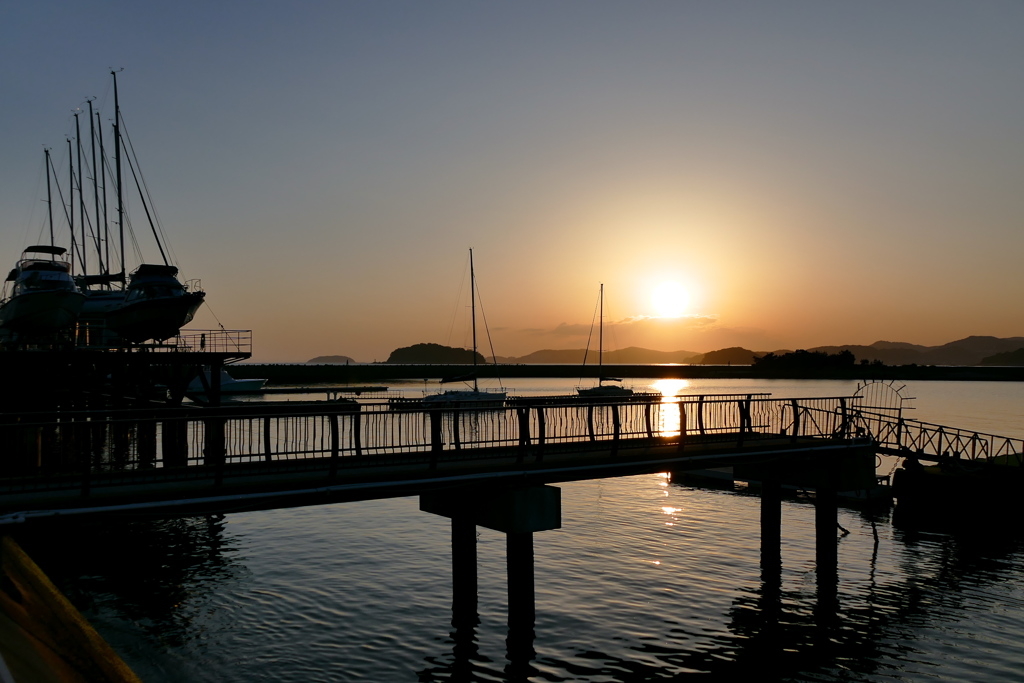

[0,246,85,335]
[576,284,647,399]
[188,368,267,395]
[423,249,507,408]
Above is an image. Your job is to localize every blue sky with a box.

[3,1,1023,361]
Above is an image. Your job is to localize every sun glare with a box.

[651,281,689,318]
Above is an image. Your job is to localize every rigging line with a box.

[473,279,503,387]
[202,300,228,331]
[20,153,49,249]
[68,159,106,273]
[118,114,178,266]
[579,286,600,382]
[121,134,168,265]
[443,253,470,348]
[46,153,85,268]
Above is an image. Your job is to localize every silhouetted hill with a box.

[697,347,759,364]
[808,337,1024,366]
[497,349,588,364]
[307,355,357,364]
[494,347,701,364]
[387,343,484,364]
[980,347,1024,366]
[314,336,1024,369]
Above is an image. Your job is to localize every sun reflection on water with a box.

[651,379,689,437]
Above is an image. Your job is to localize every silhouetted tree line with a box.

[753,349,856,369]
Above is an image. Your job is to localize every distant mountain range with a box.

[307,336,1024,367]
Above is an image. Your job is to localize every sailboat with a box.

[422,249,507,407]
[75,71,205,344]
[0,246,85,335]
[576,284,636,398]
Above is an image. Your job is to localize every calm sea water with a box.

[16,378,1024,682]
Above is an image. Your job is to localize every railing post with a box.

[429,409,443,469]
[791,399,800,444]
[516,408,530,463]
[677,401,686,453]
[737,398,750,447]
[697,396,706,435]
[452,408,462,451]
[263,417,273,462]
[611,405,621,457]
[329,413,340,479]
[137,418,157,469]
[204,414,226,487]
[162,418,188,468]
[535,407,546,462]
[644,401,654,438]
[838,398,848,439]
[353,411,363,458]
[586,405,596,442]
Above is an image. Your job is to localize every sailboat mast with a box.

[598,283,604,383]
[67,136,75,270]
[112,70,125,282]
[44,149,55,248]
[74,111,86,274]
[470,248,478,393]
[88,99,103,275]
[97,111,110,277]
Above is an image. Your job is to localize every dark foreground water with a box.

[15,379,1024,681]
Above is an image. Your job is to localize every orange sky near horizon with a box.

[3,2,1024,363]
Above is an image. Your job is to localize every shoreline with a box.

[228,363,1024,384]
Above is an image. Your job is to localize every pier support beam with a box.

[760,465,782,582]
[421,484,560,677]
[451,515,478,628]
[814,461,840,616]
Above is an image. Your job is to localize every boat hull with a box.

[106,291,205,342]
[0,290,85,334]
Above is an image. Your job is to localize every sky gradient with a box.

[3,1,1023,362]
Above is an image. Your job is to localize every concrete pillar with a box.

[507,530,535,629]
[815,475,839,615]
[421,483,560,679]
[760,468,782,582]
[451,516,478,629]
[505,530,537,678]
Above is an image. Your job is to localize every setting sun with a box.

[651,281,690,318]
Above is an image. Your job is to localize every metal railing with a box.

[72,325,252,355]
[851,410,1024,465]
[0,395,865,495]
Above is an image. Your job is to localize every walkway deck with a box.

[1,393,1016,521]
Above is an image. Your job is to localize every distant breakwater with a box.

[229,363,1024,384]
